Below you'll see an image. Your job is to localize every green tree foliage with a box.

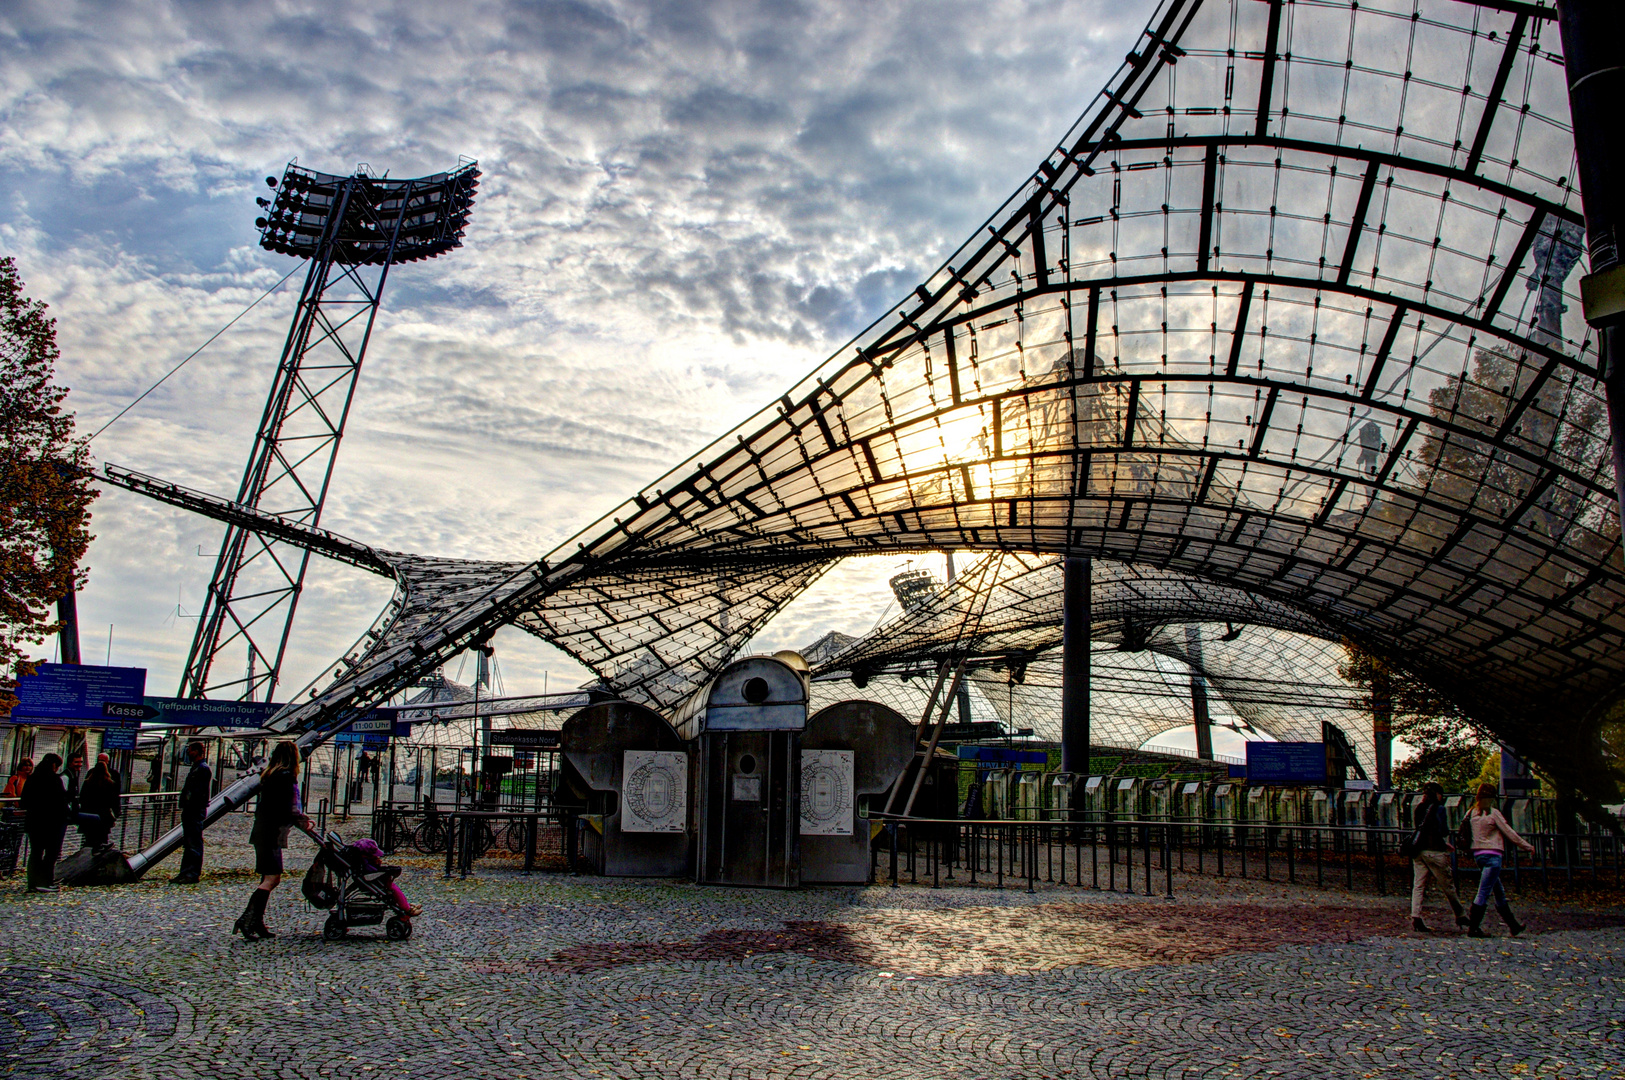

[0,258,96,712]
[1338,641,1487,792]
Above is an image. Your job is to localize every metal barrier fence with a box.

[870,817,1625,898]
[1,791,207,875]
[367,802,567,878]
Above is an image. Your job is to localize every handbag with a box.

[1456,812,1474,852]
[1399,829,1423,858]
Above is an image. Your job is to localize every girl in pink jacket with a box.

[1463,782,1536,938]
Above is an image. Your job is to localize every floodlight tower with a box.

[180,160,479,701]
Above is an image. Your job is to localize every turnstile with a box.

[1080,775,1110,821]
[983,768,1013,820]
[1048,773,1079,821]
[560,700,692,877]
[1176,781,1208,823]
[697,655,808,888]
[1112,777,1142,819]
[798,700,914,885]
[1015,772,1044,820]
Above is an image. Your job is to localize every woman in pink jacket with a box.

[1464,782,1536,938]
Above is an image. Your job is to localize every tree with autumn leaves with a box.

[0,257,96,713]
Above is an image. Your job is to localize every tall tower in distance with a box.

[181,160,480,701]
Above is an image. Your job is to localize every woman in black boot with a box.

[237,741,312,940]
[1463,782,1536,938]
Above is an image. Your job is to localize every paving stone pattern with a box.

[1,813,1621,1079]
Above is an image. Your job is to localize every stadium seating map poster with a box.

[800,750,854,836]
[621,750,687,833]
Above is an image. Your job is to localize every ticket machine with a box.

[696,655,808,888]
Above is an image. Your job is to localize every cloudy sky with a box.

[2,0,1150,702]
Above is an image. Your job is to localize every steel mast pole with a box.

[1556,2,1625,524]
[1061,556,1091,774]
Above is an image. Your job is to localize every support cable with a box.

[87,266,301,442]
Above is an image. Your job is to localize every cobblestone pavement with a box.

[2,815,1622,1079]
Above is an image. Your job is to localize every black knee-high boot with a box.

[248,888,275,939]
[1467,903,1489,938]
[1496,901,1526,937]
[234,890,262,939]
[1448,896,1469,928]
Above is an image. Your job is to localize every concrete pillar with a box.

[1372,671,1393,790]
[1061,556,1091,774]
[1186,625,1213,760]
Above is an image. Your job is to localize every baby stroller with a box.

[301,830,413,941]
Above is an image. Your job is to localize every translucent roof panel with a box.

[106,0,1624,806]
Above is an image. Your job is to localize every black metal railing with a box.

[868,817,1625,899]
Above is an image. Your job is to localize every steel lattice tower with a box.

[180,160,479,700]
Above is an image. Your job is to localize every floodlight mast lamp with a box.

[180,160,479,701]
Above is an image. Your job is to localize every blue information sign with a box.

[1245,741,1329,784]
[334,731,390,750]
[956,746,1050,765]
[13,664,147,724]
[100,725,140,750]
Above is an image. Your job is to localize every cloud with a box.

[0,0,1143,694]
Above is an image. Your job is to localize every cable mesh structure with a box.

[109,0,1625,872]
[808,550,1372,764]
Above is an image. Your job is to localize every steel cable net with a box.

[810,551,1373,765]
[106,0,1625,803]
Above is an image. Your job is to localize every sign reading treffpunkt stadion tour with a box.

[800,749,854,836]
[621,750,687,833]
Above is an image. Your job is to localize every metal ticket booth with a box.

[560,700,692,877]
[697,655,808,888]
[798,700,914,885]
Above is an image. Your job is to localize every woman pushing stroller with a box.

[234,741,312,940]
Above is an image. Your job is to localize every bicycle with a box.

[412,813,448,854]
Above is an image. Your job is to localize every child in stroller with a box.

[302,831,420,941]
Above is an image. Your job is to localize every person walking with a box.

[1464,782,1537,938]
[19,754,68,892]
[3,758,32,800]
[1408,781,1467,933]
[78,757,120,853]
[173,741,211,884]
[234,741,311,940]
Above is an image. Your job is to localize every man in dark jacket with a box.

[172,741,211,884]
[20,753,69,893]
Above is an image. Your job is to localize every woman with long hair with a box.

[235,740,311,940]
[79,757,120,852]
[1464,781,1536,938]
[1409,780,1466,933]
